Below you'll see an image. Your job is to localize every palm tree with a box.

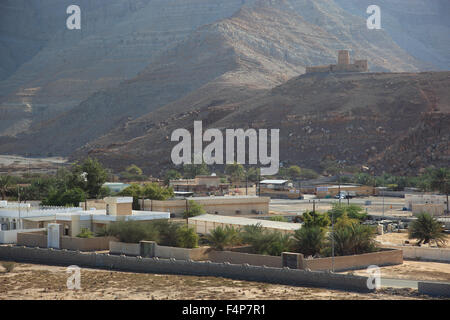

[408,213,447,247]
[329,223,377,256]
[293,226,326,257]
[207,226,240,251]
[0,175,13,200]
[430,168,450,214]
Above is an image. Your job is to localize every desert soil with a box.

[342,260,450,282]
[0,262,433,300]
[376,232,450,248]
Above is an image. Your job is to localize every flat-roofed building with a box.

[315,185,374,198]
[259,180,302,199]
[143,195,270,216]
[189,214,301,235]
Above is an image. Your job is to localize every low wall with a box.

[418,281,450,298]
[17,232,112,251]
[207,250,282,268]
[110,241,140,256]
[17,232,47,248]
[385,245,450,262]
[0,229,45,244]
[155,245,209,260]
[0,245,374,293]
[109,241,209,260]
[303,249,403,272]
[60,236,114,251]
[281,249,403,272]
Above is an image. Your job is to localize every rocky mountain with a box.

[0,0,449,175]
[0,0,255,136]
[76,71,450,176]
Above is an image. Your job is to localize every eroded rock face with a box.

[0,0,254,135]
[0,0,448,175]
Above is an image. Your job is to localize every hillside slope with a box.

[77,71,450,175]
[0,0,428,157]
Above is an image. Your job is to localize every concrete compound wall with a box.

[0,245,374,293]
[301,249,403,272]
[207,250,282,268]
[109,241,209,260]
[109,241,402,271]
[418,281,450,297]
[17,232,113,251]
[0,229,45,244]
[385,245,450,262]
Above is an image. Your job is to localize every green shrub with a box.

[77,228,94,238]
[183,200,206,219]
[107,221,159,243]
[152,220,183,247]
[269,216,288,222]
[176,225,199,248]
[301,211,330,228]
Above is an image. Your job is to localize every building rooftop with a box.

[259,180,289,185]
[189,214,301,231]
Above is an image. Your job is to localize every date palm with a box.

[408,213,447,247]
[293,226,326,257]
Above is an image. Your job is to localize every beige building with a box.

[5,197,169,239]
[143,196,270,217]
[259,180,302,199]
[306,50,369,74]
[406,194,448,216]
[170,175,229,196]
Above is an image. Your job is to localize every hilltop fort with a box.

[306,50,369,74]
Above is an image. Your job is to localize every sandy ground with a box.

[342,260,450,282]
[377,232,449,248]
[0,262,433,300]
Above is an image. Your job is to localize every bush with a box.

[328,204,367,223]
[176,225,199,248]
[183,200,206,219]
[269,216,288,222]
[107,221,159,243]
[1,261,15,273]
[293,226,326,257]
[301,211,330,228]
[152,220,183,247]
[77,228,94,238]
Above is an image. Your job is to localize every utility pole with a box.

[185,198,189,225]
[245,172,248,196]
[382,173,385,217]
[331,208,335,272]
[338,172,341,205]
[17,186,21,230]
